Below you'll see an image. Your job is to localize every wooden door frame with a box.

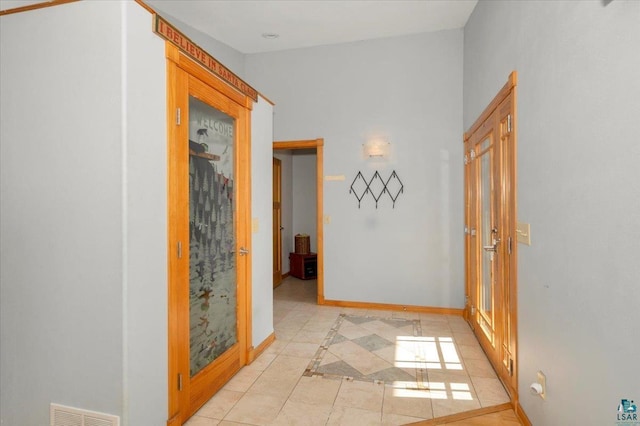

[272,139,324,304]
[273,157,283,287]
[463,72,518,403]
[166,43,253,425]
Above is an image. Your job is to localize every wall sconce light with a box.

[363,139,390,158]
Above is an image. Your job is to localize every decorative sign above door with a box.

[153,14,258,101]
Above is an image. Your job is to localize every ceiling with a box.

[145,0,478,54]
[0,1,477,54]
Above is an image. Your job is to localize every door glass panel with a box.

[479,138,491,152]
[189,96,236,377]
[478,140,494,342]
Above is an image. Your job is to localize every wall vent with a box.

[50,403,120,426]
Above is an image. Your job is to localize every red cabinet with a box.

[289,252,317,280]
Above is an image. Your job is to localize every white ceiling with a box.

[0,0,478,54]
[145,0,478,54]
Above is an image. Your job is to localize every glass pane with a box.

[189,96,236,377]
[479,141,494,340]
[479,137,491,152]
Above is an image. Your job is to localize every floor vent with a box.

[50,403,120,426]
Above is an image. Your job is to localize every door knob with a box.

[239,247,250,256]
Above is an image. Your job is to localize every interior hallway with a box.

[185,277,517,425]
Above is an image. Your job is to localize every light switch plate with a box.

[517,222,531,245]
[252,218,259,234]
[537,371,546,400]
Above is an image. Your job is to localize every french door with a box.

[464,72,518,399]
[167,45,251,425]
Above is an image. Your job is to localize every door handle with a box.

[239,247,250,256]
[483,238,500,252]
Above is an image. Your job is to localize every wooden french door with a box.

[167,45,251,425]
[464,72,518,399]
[273,157,283,287]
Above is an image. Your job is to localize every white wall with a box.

[1,1,121,423]
[464,1,640,424]
[251,97,275,347]
[246,30,464,308]
[0,2,168,425]
[274,152,294,273]
[292,151,318,252]
[122,2,168,424]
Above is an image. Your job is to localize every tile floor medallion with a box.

[185,278,514,425]
[305,314,428,387]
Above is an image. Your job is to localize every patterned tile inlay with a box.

[352,334,393,352]
[304,314,425,385]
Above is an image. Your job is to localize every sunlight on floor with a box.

[393,335,471,401]
[392,381,473,401]
[395,335,463,370]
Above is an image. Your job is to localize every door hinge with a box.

[507,236,513,255]
[177,241,182,259]
[507,114,512,133]
[178,373,183,391]
[176,108,181,125]
[509,359,514,376]
[470,305,476,315]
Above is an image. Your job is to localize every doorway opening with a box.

[273,139,325,304]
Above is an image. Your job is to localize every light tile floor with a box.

[185,277,510,425]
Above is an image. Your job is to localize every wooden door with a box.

[273,157,283,287]
[467,120,501,369]
[167,45,251,425]
[464,73,518,399]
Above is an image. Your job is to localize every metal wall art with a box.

[349,170,404,208]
